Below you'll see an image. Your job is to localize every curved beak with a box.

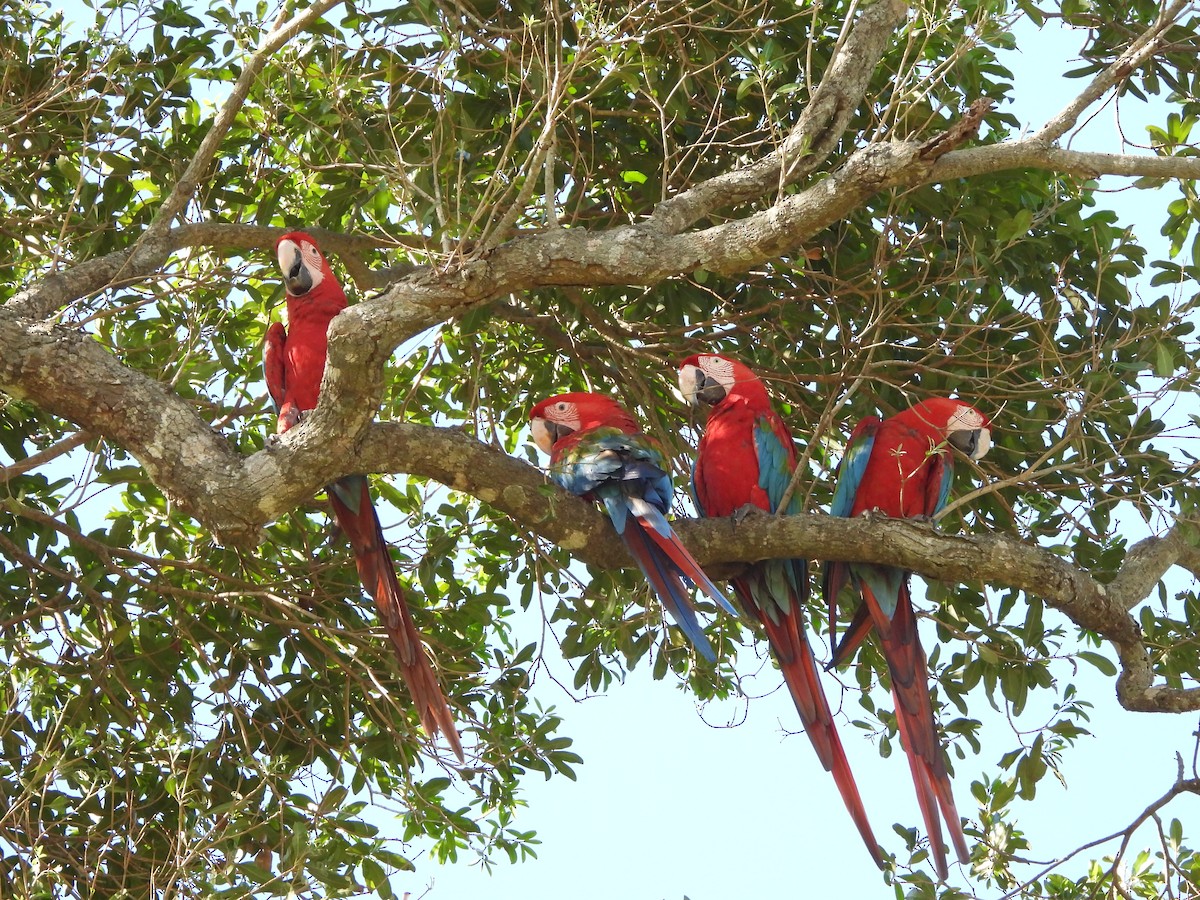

[948,426,991,460]
[276,240,313,296]
[679,364,727,407]
[531,418,573,454]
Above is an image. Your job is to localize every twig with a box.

[999,772,1200,900]
[0,431,92,484]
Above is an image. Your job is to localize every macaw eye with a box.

[698,355,735,387]
[948,406,985,431]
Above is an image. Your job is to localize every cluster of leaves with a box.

[1,0,1199,897]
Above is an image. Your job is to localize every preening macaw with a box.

[822,397,992,878]
[678,353,882,869]
[529,392,737,662]
[265,231,463,762]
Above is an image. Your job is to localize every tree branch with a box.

[998,769,1200,900]
[647,0,909,233]
[9,2,346,320]
[129,0,346,261]
[366,424,1200,715]
[929,141,1200,183]
[3,408,1194,714]
[1033,0,1191,144]
[0,430,93,484]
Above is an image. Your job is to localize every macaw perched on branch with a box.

[822,397,992,879]
[529,392,737,662]
[265,231,463,762]
[678,353,882,869]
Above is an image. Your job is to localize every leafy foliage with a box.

[1,0,1198,897]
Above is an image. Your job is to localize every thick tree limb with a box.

[358,427,1200,716]
[2,409,1195,715]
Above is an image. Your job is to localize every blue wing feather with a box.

[620,523,717,662]
[329,475,368,515]
[753,415,800,515]
[830,425,877,518]
[823,417,882,654]
[934,456,954,515]
[550,425,735,655]
[852,565,906,620]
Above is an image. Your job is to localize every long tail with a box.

[626,496,738,617]
[751,581,883,869]
[619,520,718,662]
[327,476,465,762]
[863,580,968,879]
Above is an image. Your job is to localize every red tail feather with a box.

[636,516,727,606]
[328,478,465,763]
[829,600,874,669]
[752,587,883,869]
[864,582,967,877]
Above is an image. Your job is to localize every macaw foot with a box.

[276,402,303,433]
[732,503,768,525]
[910,513,941,532]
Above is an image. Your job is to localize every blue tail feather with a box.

[637,520,738,617]
[621,522,716,662]
[626,494,672,537]
[600,491,630,534]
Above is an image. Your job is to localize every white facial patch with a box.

[698,354,735,389]
[531,400,581,454]
[948,405,985,431]
[947,406,991,459]
[298,240,326,290]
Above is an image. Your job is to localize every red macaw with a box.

[678,353,882,869]
[529,392,737,662]
[265,231,463,762]
[822,397,992,878]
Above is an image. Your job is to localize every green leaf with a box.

[1077,651,1118,676]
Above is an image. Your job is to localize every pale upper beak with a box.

[531,417,572,454]
[276,240,313,296]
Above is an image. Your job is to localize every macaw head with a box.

[529,392,637,454]
[275,231,331,297]
[678,353,771,409]
[910,397,993,460]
